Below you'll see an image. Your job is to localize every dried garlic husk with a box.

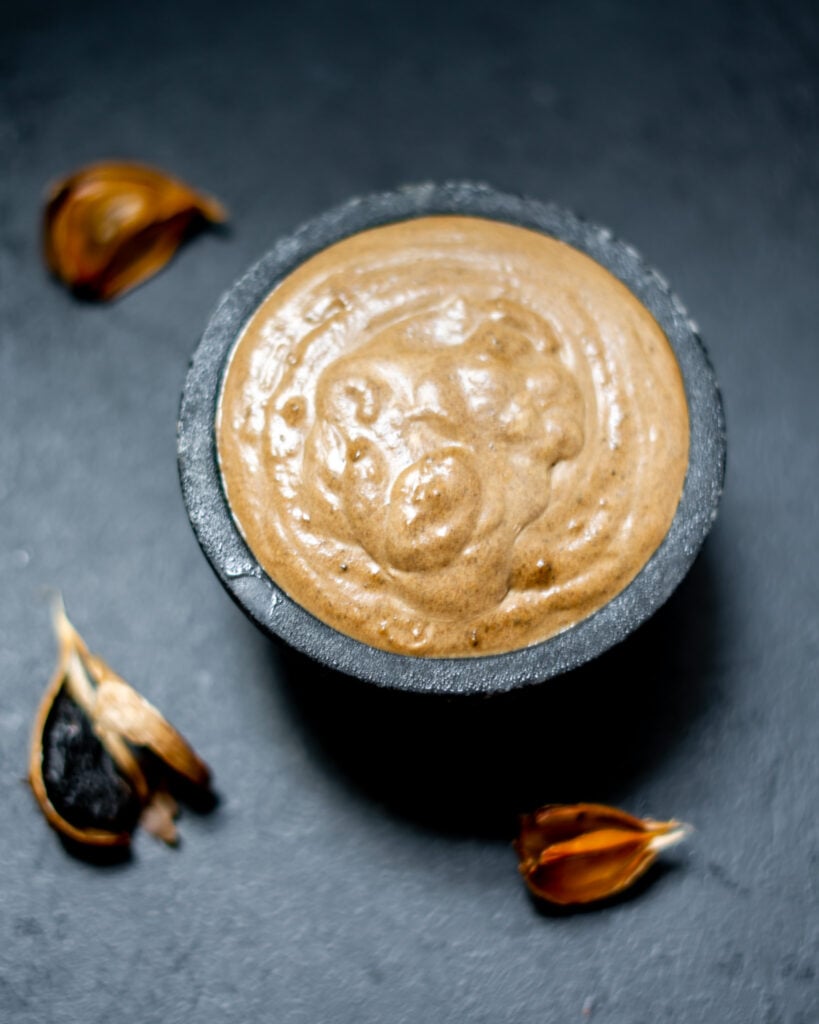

[515,803,690,906]
[43,161,226,300]
[28,598,211,847]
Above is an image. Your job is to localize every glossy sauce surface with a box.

[217,216,689,656]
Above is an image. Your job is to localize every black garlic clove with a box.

[29,598,211,848]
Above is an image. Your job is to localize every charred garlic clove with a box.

[29,598,211,848]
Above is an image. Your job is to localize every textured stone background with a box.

[1,1,817,1021]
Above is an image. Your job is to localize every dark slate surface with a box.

[1,1,817,1021]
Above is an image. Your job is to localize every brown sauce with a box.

[216,216,689,656]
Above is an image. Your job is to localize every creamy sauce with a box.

[217,216,689,656]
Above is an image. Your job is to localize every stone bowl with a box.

[178,182,725,695]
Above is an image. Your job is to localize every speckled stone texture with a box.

[179,183,725,692]
[1,1,817,1023]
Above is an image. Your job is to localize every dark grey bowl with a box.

[178,183,725,695]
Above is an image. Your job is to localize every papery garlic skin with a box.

[43,161,226,300]
[516,803,691,905]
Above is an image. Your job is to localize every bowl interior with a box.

[177,182,725,694]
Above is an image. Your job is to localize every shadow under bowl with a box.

[177,182,726,695]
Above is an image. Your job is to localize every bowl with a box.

[177,182,725,694]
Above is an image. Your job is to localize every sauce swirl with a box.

[217,216,689,656]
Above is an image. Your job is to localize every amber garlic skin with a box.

[216,216,689,656]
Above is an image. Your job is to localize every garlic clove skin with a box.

[43,161,226,300]
[516,803,691,906]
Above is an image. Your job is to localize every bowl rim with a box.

[177,181,725,695]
